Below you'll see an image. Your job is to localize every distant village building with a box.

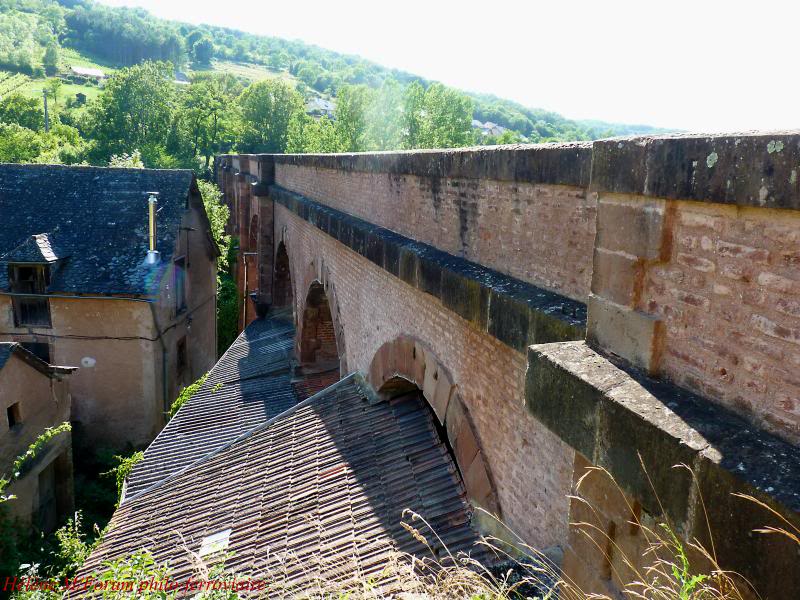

[69,66,105,80]
[0,342,75,532]
[472,119,507,137]
[306,96,336,119]
[0,165,219,449]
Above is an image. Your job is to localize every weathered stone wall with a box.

[274,162,596,301]
[643,202,800,441]
[0,351,73,528]
[588,134,800,445]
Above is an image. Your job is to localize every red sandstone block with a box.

[715,240,770,263]
[676,253,716,273]
[679,211,725,232]
[751,314,800,346]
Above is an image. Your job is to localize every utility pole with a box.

[42,89,49,133]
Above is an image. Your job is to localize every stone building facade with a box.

[0,165,218,449]
[0,342,75,531]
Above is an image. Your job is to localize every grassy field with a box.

[1,49,299,119]
[192,59,294,83]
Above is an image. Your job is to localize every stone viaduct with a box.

[216,133,800,598]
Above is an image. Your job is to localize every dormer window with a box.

[9,264,52,327]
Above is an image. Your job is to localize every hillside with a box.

[0,0,672,143]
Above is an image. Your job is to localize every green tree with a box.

[177,74,240,168]
[237,79,304,153]
[334,84,372,152]
[192,36,214,65]
[0,93,45,130]
[287,114,343,153]
[43,39,59,76]
[84,61,176,165]
[415,83,474,149]
[46,77,62,108]
[402,81,426,150]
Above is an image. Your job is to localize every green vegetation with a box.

[167,372,208,419]
[0,0,670,173]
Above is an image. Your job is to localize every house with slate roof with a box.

[0,164,218,448]
[0,342,76,531]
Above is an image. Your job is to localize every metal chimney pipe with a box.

[145,192,160,264]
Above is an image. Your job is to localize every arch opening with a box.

[368,337,500,520]
[300,281,340,376]
[273,241,292,308]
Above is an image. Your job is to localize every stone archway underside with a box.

[368,336,500,517]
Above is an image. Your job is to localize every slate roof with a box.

[82,314,481,595]
[0,342,76,377]
[124,312,298,498]
[0,164,196,296]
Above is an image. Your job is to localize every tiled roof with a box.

[124,313,298,498]
[81,376,479,595]
[0,164,195,295]
[83,315,481,595]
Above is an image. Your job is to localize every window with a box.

[174,257,186,313]
[9,264,51,327]
[176,336,187,373]
[7,402,21,429]
[21,341,51,363]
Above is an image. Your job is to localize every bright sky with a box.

[98,0,800,132]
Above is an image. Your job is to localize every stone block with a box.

[463,450,493,508]
[364,232,385,268]
[441,269,489,331]
[429,370,454,425]
[422,350,439,408]
[586,294,663,374]
[595,196,666,259]
[398,247,419,288]
[488,291,529,353]
[451,413,480,471]
[411,341,426,386]
[590,248,642,308]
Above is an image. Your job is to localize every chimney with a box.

[145,192,160,264]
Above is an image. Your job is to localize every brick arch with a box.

[295,258,348,376]
[367,337,500,518]
[273,240,292,308]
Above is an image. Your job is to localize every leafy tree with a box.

[333,84,372,152]
[414,83,474,149]
[192,36,214,65]
[237,79,303,153]
[43,39,59,75]
[0,123,42,162]
[46,77,62,108]
[287,113,343,153]
[173,74,240,168]
[402,81,426,150]
[0,92,44,130]
[108,150,144,168]
[84,61,176,165]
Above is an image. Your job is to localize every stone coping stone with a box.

[592,131,800,210]
[219,131,800,210]
[270,185,586,353]
[220,143,594,187]
[526,340,800,597]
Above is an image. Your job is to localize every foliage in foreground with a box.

[11,461,791,600]
[168,372,208,420]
